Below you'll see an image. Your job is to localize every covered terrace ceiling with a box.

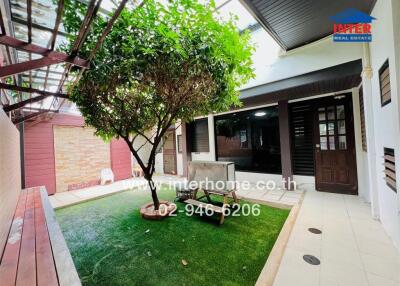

[240,0,377,50]
[240,59,362,107]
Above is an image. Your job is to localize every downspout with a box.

[361,42,379,219]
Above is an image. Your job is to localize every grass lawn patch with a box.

[56,187,289,286]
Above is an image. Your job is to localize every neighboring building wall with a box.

[0,109,21,258]
[110,139,132,181]
[53,126,111,192]
[367,0,400,249]
[24,114,84,194]
[24,114,132,194]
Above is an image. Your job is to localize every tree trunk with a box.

[147,178,160,210]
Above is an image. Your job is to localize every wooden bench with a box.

[0,187,81,286]
[184,199,226,224]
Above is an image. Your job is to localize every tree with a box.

[63,0,254,210]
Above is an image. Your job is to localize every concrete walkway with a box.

[49,175,304,209]
[49,174,190,208]
[49,177,147,209]
[273,191,400,286]
[236,186,304,206]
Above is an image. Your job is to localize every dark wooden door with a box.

[314,94,358,194]
[163,131,177,175]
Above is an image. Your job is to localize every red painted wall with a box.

[24,114,132,195]
[110,139,132,181]
[24,114,84,195]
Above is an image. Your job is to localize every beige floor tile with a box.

[48,196,61,208]
[73,190,104,199]
[321,244,364,270]
[243,190,268,200]
[319,274,341,286]
[357,237,399,259]
[367,273,400,286]
[262,193,282,201]
[273,247,320,286]
[298,204,324,216]
[347,209,372,220]
[296,213,324,230]
[354,230,393,245]
[320,259,369,286]
[287,224,322,255]
[322,221,354,239]
[361,253,400,282]
[280,197,301,205]
[282,192,302,198]
[235,189,250,197]
[321,232,359,251]
[268,190,285,196]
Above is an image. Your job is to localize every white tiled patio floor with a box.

[273,191,400,286]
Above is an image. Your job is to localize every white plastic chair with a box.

[100,168,114,185]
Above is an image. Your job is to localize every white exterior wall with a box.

[367,0,400,249]
[130,132,164,174]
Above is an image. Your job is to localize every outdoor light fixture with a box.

[254,111,267,117]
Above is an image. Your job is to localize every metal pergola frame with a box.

[0,0,133,124]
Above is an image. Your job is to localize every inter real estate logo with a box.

[330,8,376,42]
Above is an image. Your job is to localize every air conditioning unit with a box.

[188,161,235,194]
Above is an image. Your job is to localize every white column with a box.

[351,87,368,201]
[361,43,380,219]
[207,114,216,161]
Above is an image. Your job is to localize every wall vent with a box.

[379,60,391,107]
[383,147,396,192]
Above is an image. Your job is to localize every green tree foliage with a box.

[63,0,254,210]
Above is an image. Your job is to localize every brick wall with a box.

[24,114,84,194]
[0,109,21,258]
[53,126,111,192]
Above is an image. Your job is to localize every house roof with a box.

[240,0,377,50]
[239,59,362,106]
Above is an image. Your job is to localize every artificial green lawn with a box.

[56,187,289,286]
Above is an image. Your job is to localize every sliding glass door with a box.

[214,106,281,174]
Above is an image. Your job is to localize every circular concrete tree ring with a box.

[140,200,177,220]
